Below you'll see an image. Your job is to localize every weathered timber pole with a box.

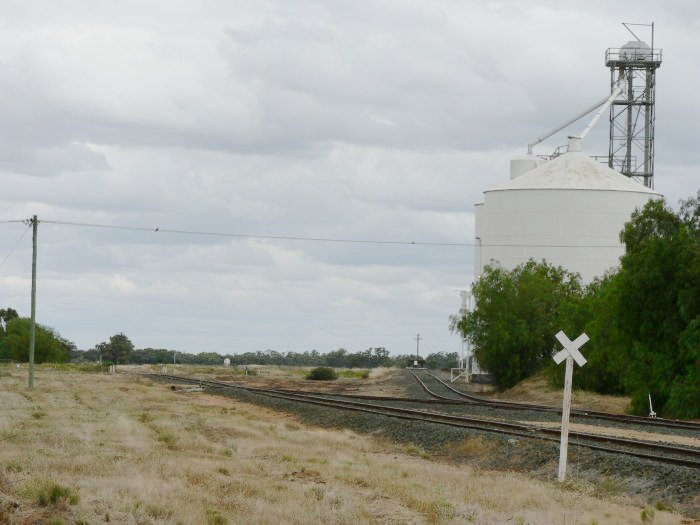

[28,215,38,389]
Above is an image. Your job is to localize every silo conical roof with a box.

[489,152,661,195]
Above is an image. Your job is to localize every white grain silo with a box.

[473,27,663,283]
[474,150,661,283]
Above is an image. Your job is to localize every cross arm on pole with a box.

[554,330,588,367]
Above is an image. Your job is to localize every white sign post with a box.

[552,330,589,482]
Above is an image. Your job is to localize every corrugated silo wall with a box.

[475,189,660,283]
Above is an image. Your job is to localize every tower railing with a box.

[605,48,662,66]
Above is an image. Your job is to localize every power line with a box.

[35,219,625,248]
[41,220,155,234]
[0,224,31,268]
[5,217,627,249]
[39,219,470,246]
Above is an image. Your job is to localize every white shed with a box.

[474,152,661,282]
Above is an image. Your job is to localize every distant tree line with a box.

[2,306,459,371]
[71,344,459,370]
[453,192,700,418]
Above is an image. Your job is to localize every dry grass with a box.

[0,366,688,524]
[443,436,497,459]
[368,367,392,380]
[491,371,631,414]
[139,363,409,397]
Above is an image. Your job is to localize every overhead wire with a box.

[0,224,31,268]
[1,218,626,248]
[39,219,469,246]
[36,219,624,248]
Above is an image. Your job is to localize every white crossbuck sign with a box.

[553,329,589,482]
[553,331,589,367]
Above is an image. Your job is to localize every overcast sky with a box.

[0,1,698,356]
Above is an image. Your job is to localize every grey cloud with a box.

[0,1,697,355]
[0,142,110,177]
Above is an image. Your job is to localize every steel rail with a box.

[408,370,465,402]
[142,372,700,469]
[166,370,700,431]
[424,370,700,429]
[173,374,700,466]
[255,386,465,405]
[417,371,700,432]
[253,385,700,461]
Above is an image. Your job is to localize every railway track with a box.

[140,372,700,470]
[411,370,700,432]
[410,370,474,402]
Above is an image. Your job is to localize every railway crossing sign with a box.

[553,331,589,367]
[553,330,589,482]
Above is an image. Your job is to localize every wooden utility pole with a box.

[28,215,38,389]
[414,333,421,362]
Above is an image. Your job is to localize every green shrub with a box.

[306,367,338,381]
[23,480,79,506]
[206,510,228,525]
[156,431,178,449]
[5,460,22,473]
[338,369,370,379]
[640,506,655,522]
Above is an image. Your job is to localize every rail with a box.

[414,370,700,432]
[139,372,700,470]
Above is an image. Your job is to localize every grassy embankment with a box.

[0,365,687,524]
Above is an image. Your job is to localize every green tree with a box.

[615,194,700,417]
[454,260,584,389]
[0,318,71,363]
[96,333,134,364]
[556,271,628,394]
[424,351,459,370]
[0,307,19,336]
[324,348,348,367]
[370,347,390,365]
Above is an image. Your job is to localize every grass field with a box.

[0,366,689,524]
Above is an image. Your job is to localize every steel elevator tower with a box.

[606,24,662,188]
